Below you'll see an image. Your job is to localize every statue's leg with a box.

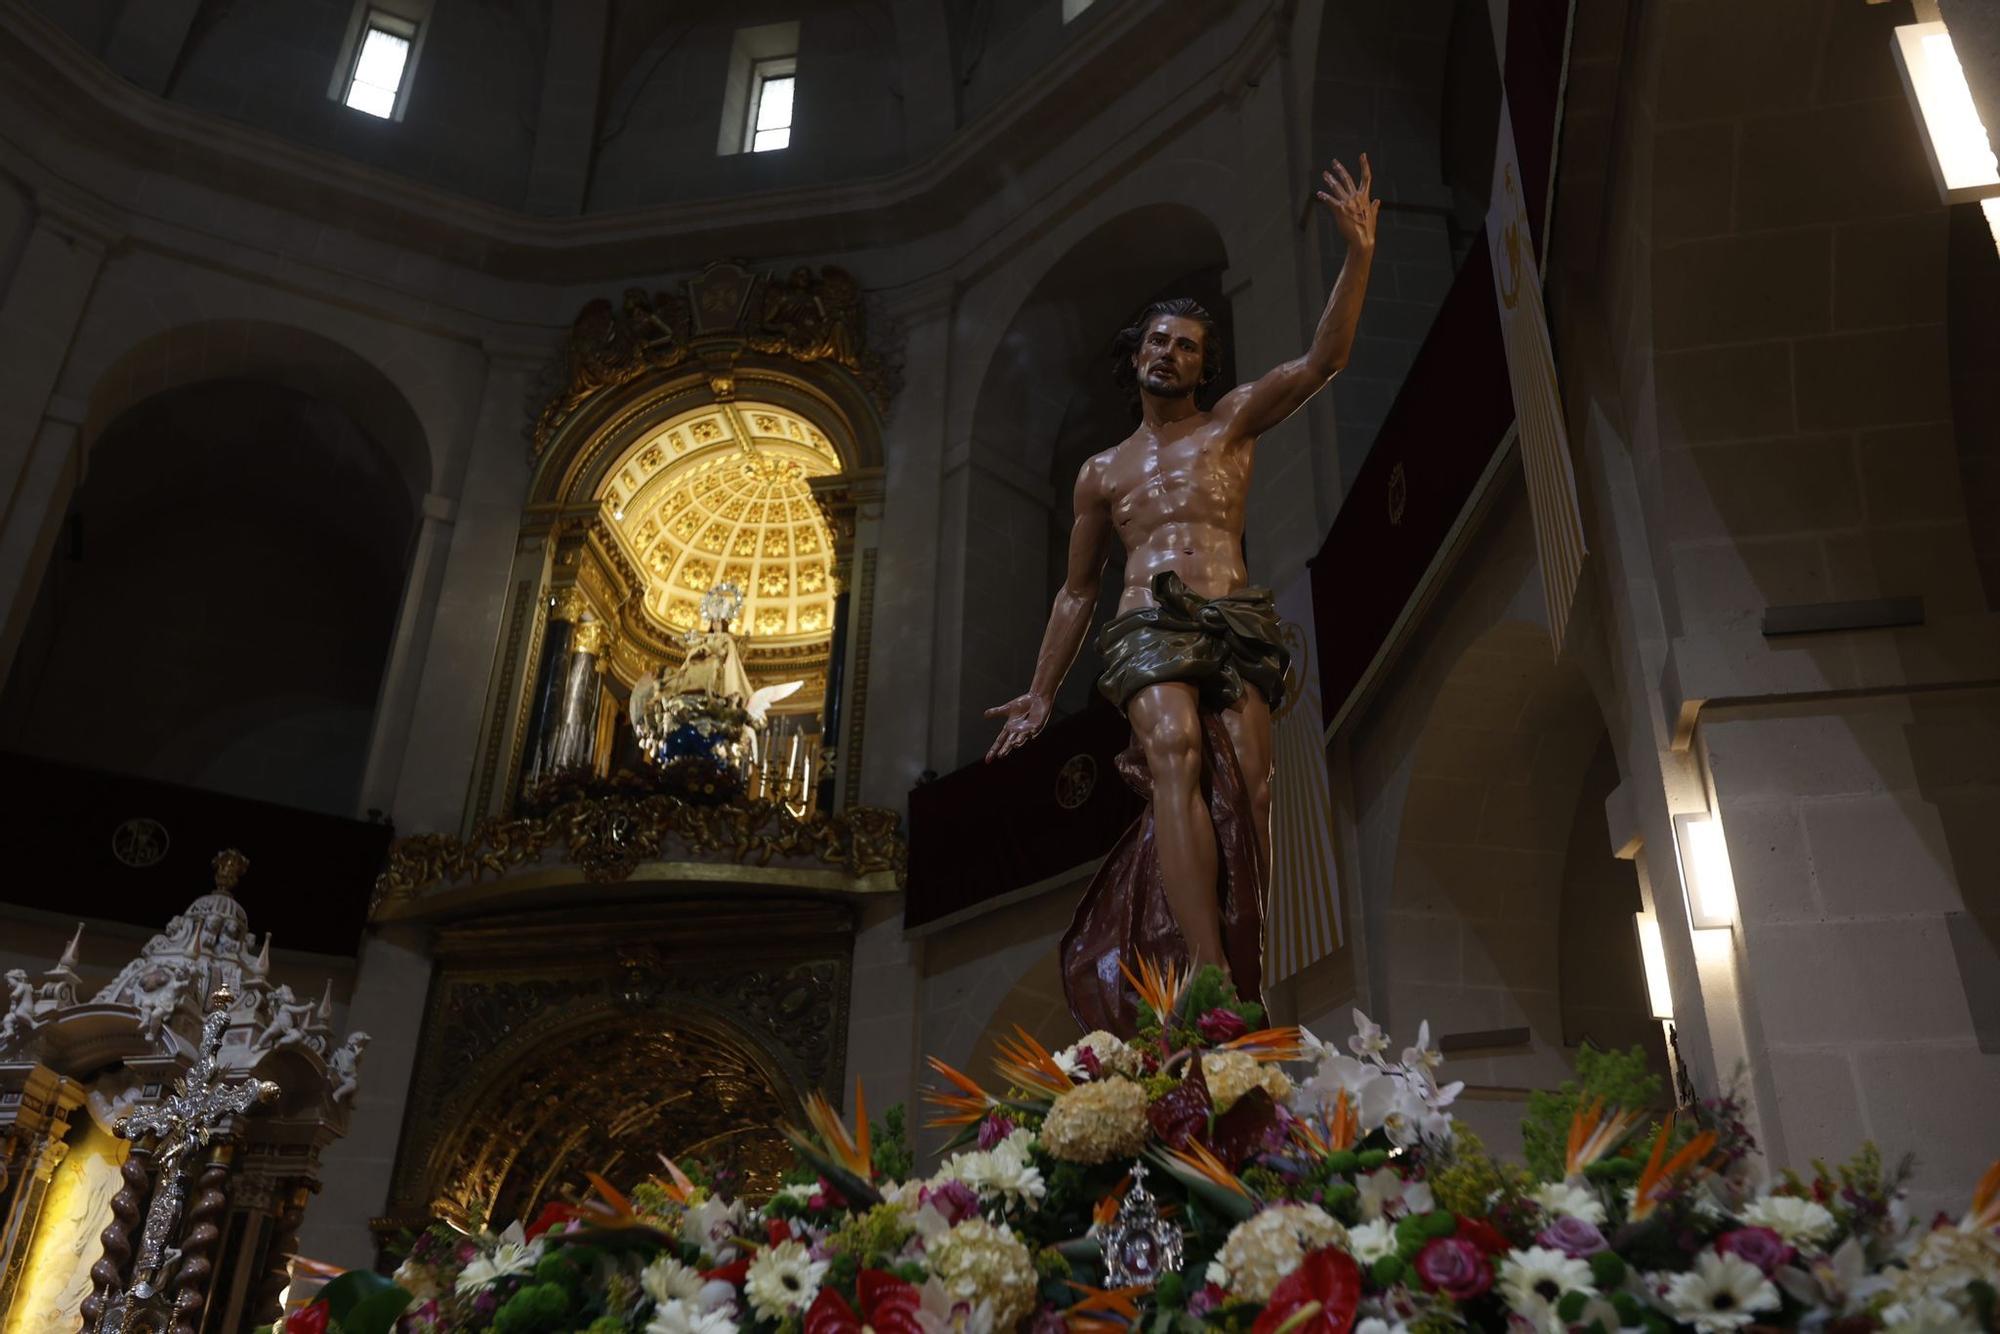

[1219,684,1275,876]
[1128,681,1227,973]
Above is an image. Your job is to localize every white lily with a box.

[1400,1020,1443,1077]
[1350,1009,1391,1060]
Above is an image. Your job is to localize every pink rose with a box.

[1415,1237,1492,1301]
[1198,1008,1249,1043]
[977,1114,1016,1150]
[1716,1226,1794,1274]
[1536,1216,1608,1258]
[920,1179,980,1224]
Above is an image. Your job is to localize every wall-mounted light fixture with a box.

[1634,913,1674,1021]
[1673,813,1739,931]
[1893,20,2000,252]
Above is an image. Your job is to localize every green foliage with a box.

[1556,1291,1590,1321]
[314,1270,412,1334]
[489,1280,572,1334]
[1589,1251,1628,1289]
[1182,964,1264,1029]
[1419,1210,1457,1239]
[1430,1128,1534,1218]
[827,1202,915,1271]
[1371,1255,1407,1288]
[1520,1044,1664,1182]
[629,1180,675,1217]
[583,1319,627,1334]
[871,1103,915,1181]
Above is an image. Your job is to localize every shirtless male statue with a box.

[987,155,1379,1022]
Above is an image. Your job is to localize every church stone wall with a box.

[1539,0,2000,1219]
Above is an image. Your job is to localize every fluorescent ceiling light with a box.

[1634,913,1674,1021]
[1893,21,2000,202]
[1674,813,1739,931]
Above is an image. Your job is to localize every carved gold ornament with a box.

[371,795,905,912]
[532,262,895,460]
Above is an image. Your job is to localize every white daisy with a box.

[640,1254,704,1306]
[1499,1246,1597,1334]
[744,1239,829,1321]
[1532,1180,1607,1225]
[1660,1251,1781,1333]
[1742,1194,1838,1249]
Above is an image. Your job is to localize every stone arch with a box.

[946,202,1234,751]
[78,319,432,503]
[960,200,1236,484]
[1334,479,1662,1153]
[0,329,428,815]
[417,1000,805,1229]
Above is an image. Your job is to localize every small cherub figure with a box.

[131,964,186,1043]
[0,969,38,1047]
[252,984,314,1054]
[329,1032,370,1104]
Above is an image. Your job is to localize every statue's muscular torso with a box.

[1083,411,1254,614]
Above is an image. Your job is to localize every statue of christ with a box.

[986,156,1380,1032]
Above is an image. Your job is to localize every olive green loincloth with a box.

[1095,571,1289,714]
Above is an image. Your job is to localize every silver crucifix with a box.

[95,986,279,1334]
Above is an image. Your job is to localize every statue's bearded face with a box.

[1135,316,1207,399]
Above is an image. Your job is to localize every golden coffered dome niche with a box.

[470,260,892,825]
[598,400,840,668]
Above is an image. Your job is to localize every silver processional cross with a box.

[94,986,279,1334]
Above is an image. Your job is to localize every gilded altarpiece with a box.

[380,899,853,1240]
[469,260,895,828]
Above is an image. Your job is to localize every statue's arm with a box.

[984,462,1114,762]
[1215,154,1380,443]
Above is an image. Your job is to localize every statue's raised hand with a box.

[984,692,1050,763]
[1316,153,1380,252]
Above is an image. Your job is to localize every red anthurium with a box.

[805,1287,861,1334]
[803,1271,924,1334]
[522,1200,576,1240]
[283,1302,330,1334]
[1250,1247,1361,1334]
[701,1257,751,1284]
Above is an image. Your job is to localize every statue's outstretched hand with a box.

[1317,153,1380,252]
[984,693,1050,763]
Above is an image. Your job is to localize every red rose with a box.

[1199,1008,1250,1043]
[1455,1215,1511,1257]
[1414,1237,1492,1301]
[1716,1226,1794,1274]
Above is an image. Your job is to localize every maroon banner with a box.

[1310,0,1570,719]
[905,700,1143,930]
[0,753,390,955]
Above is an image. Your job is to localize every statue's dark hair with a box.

[1110,298,1223,395]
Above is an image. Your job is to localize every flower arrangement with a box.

[284,962,1999,1333]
